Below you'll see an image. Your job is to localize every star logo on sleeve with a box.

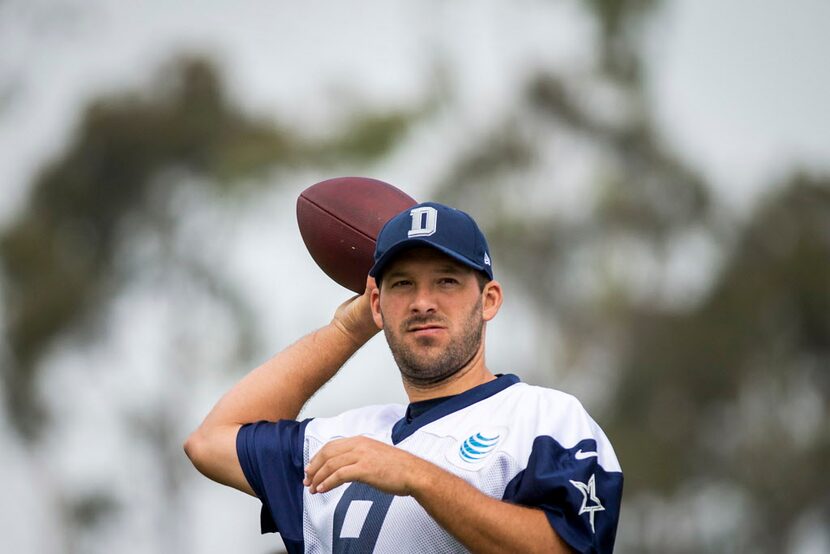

[569,474,605,533]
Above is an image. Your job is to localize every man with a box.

[185,202,623,553]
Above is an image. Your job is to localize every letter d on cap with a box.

[407,206,438,237]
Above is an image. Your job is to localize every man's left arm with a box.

[304,437,574,554]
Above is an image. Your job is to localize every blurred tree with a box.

[0,57,419,442]
[586,0,659,81]
[610,178,830,551]
[430,3,828,553]
[0,56,422,553]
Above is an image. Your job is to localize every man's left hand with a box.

[304,436,428,496]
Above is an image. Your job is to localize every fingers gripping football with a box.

[331,277,380,346]
[304,436,426,496]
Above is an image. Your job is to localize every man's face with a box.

[372,247,487,387]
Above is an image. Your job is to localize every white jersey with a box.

[237,375,623,553]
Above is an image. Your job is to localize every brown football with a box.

[297,177,417,293]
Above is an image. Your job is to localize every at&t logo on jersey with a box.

[460,432,500,462]
[447,426,508,468]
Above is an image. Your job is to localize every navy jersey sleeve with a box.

[502,437,623,554]
[236,419,311,549]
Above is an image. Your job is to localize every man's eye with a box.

[391,280,411,288]
[438,278,458,285]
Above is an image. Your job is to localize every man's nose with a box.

[409,285,437,314]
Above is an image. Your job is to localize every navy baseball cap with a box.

[369,202,494,281]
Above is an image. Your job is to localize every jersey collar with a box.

[391,374,520,445]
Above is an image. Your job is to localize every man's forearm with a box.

[198,281,379,429]
[305,435,573,553]
[185,287,379,494]
[411,462,572,554]
[201,322,366,427]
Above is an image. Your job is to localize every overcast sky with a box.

[2,0,828,222]
[646,0,830,207]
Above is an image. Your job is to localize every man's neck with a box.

[402,349,495,403]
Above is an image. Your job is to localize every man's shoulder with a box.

[500,381,621,472]
[505,380,576,399]
[497,380,586,416]
[451,379,613,448]
[305,403,406,443]
[501,381,606,431]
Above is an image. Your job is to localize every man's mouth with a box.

[407,324,446,335]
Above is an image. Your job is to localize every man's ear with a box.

[370,285,384,329]
[482,280,503,322]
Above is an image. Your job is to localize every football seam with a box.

[300,195,377,242]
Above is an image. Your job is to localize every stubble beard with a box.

[382,297,484,388]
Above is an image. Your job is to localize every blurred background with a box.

[1,0,829,553]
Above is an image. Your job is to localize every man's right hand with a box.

[331,276,380,346]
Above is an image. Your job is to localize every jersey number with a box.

[332,483,394,553]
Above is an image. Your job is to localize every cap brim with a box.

[369,238,489,280]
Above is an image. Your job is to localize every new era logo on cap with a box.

[370,202,494,281]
